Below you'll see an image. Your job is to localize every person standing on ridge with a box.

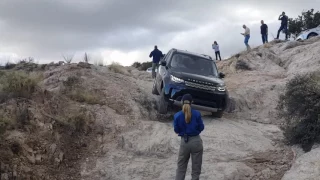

[241,25,251,51]
[149,45,164,78]
[174,94,204,180]
[261,20,268,44]
[276,12,289,40]
[212,41,222,61]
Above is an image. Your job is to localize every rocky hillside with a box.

[0,37,319,180]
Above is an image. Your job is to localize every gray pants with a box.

[175,135,203,180]
[152,63,159,79]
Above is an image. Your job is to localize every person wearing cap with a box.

[173,94,205,180]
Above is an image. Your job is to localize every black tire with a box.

[307,33,318,39]
[212,110,224,118]
[152,80,159,95]
[158,88,168,114]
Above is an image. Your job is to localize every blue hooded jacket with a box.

[173,109,204,136]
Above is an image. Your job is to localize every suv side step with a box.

[172,100,219,112]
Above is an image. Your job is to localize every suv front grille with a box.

[185,81,216,91]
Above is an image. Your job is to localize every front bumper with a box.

[172,100,219,112]
[296,33,307,40]
[164,83,228,111]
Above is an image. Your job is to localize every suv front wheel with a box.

[152,80,159,95]
[212,110,223,118]
[158,87,168,114]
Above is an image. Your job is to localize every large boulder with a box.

[282,147,320,180]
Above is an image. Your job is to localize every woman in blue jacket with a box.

[174,94,205,180]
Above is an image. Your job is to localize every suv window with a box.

[163,50,173,62]
[170,53,218,77]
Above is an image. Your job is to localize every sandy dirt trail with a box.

[79,71,291,180]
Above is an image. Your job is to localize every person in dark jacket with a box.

[149,45,164,78]
[261,20,268,44]
[276,12,289,40]
[173,94,204,180]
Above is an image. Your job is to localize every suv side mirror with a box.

[161,61,166,66]
[219,72,225,78]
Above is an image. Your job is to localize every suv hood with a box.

[171,71,225,86]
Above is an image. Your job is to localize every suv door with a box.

[156,50,172,93]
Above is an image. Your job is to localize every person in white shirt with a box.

[212,41,221,61]
[241,25,251,51]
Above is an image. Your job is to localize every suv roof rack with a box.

[201,54,212,60]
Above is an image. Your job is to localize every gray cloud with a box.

[0,0,319,65]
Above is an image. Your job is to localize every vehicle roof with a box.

[171,48,213,60]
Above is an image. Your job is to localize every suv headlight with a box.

[170,75,184,83]
[217,86,226,92]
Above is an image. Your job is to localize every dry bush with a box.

[4,62,16,70]
[62,54,74,64]
[63,76,81,87]
[278,72,320,152]
[67,109,93,132]
[15,103,30,126]
[0,100,32,136]
[93,59,104,66]
[131,61,152,71]
[47,107,93,133]
[235,59,252,70]
[108,62,130,75]
[0,113,13,135]
[62,76,103,105]
[68,89,103,105]
[0,71,42,99]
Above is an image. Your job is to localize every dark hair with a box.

[154,45,158,49]
[214,41,218,45]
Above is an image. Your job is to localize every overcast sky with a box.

[0,0,318,66]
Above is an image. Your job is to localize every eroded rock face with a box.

[282,147,320,180]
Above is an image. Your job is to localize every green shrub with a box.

[0,71,41,99]
[278,72,320,152]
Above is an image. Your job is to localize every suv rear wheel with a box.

[152,80,159,95]
[212,110,223,118]
[158,87,168,114]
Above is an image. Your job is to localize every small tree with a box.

[289,9,320,37]
[131,62,142,68]
[278,72,320,152]
[84,52,89,63]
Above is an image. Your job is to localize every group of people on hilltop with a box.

[213,11,289,59]
[240,11,289,51]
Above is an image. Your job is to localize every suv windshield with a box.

[170,53,218,77]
